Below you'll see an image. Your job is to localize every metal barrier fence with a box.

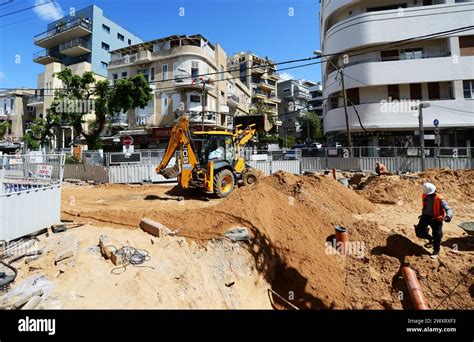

[0,154,65,241]
[1,154,65,194]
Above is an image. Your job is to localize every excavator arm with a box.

[155,116,199,187]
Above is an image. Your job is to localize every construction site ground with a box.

[2,169,473,309]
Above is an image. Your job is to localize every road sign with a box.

[123,135,134,146]
[433,119,439,127]
[434,127,440,135]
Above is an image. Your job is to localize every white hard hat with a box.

[423,182,436,195]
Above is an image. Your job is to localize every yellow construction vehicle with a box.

[155,116,258,197]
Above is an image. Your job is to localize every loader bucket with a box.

[162,164,180,179]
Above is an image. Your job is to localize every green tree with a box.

[0,121,11,140]
[298,111,324,143]
[26,68,152,150]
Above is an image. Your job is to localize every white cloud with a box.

[33,0,64,22]
[0,72,5,81]
[278,72,294,82]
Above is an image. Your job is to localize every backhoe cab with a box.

[156,116,258,198]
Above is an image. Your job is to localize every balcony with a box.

[267,95,281,104]
[252,64,266,74]
[59,38,91,57]
[27,95,44,106]
[227,93,239,107]
[136,50,152,63]
[176,77,215,91]
[34,18,92,49]
[267,70,279,80]
[33,50,60,65]
[178,111,219,126]
[257,81,275,91]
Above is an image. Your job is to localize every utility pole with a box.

[339,69,352,156]
[313,51,351,155]
[201,79,207,131]
[411,103,430,171]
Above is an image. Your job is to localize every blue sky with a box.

[0,0,321,89]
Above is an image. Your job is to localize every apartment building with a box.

[277,79,321,140]
[29,5,142,149]
[227,52,281,130]
[320,0,474,149]
[0,90,35,146]
[107,34,251,148]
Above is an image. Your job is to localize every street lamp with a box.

[313,50,352,155]
[411,102,430,171]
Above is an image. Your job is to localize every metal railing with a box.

[0,153,65,195]
[59,37,90,52]
[34,17,92,42]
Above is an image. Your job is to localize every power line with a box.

[0,0,53,18]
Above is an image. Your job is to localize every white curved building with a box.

[320,0,474,149]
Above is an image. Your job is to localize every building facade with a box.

[227,52,281,130]
[29,5,142,149]
[108,34,251,149]
[277,79,322,141]
[320,0,474,150]
[0,90,35,145]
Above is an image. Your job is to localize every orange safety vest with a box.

[422,193,445,222]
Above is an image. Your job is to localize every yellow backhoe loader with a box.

[155,116,258,197]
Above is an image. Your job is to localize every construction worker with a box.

[415,182,453,259]
[375,161,387,176]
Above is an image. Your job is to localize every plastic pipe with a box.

[335,225,348,255]
[402,266,429,310]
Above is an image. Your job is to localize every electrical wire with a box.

[0,0,53,18]
[435,267,473,309]
[107,242,153,275]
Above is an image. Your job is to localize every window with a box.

[162,64,168,80]
[463,80,474,99]
[381,50,399,61]
[128,39,132,46]
[102,24,110,33]
[428,83,440,100]
[117,33,124,41]
[121,71,128,78]
[190,95,201,103]
[346,88,360,105]
[410,84,422,100]
[113,73,118,80]
[150,67,155,81]
[459,35,474,56]
[387,85,400,100]
[101,61,108,69]
[191,61,199,79]
[283,88,290,93]
[403,48,423,60]
[101,42,110,51]
[367,4,407,12]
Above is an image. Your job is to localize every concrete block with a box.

[21,295,42,310]
[99,235,114,259]
[12,289,43,309]
[140,218,173,238]
[54,235,77,265]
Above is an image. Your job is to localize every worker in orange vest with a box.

[415,182,453,259]
[375,161,387,176]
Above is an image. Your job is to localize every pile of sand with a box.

[359,169,474,204]
[142,172,375,309]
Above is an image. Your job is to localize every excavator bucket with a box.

[162,164,180,179]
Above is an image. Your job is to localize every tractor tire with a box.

[242,170,259,187]
[213,169,235,198]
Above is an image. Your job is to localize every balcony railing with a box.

[59,37,90,52]
[109,53,138,67]
[343,51,452,68]
[175,111,219,125]
[33,49,61,60]
[34,17,92,42]
[27,95,44,104]
[109,113,129,125]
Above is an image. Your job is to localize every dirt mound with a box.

[359,169,474,204]
[138,172,375,309]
